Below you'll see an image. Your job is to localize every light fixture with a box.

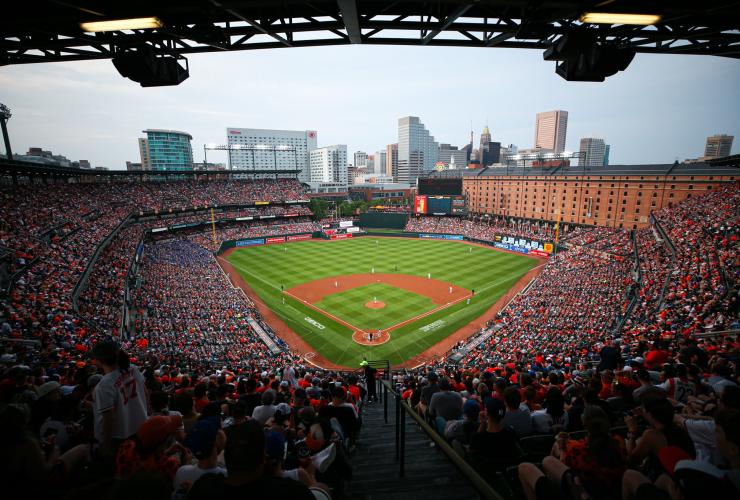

[80,17,163,32]
[580,12,662,25]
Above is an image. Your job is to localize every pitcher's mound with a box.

[365,300,386,309]
[352,330,391,345]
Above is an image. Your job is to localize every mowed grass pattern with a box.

[314,283,437,331]
[227,237,538,367]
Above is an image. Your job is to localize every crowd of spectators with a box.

[405,216,556,242]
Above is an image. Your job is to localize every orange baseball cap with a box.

[136,415,182,449]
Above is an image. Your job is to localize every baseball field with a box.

[224,237,538,368]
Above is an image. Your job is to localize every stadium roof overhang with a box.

[1,1,739,84]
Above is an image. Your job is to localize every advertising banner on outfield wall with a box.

[529,249,550,257]
[287,234,312,242]
[266,236,286,244]
[494,242,529,254]
[330,233,352,240]
[495,234,553,254]
[419,233,464,241]
[346,226,360,233]
[339,220,354,228]
[236,238,265,247]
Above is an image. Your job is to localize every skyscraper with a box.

[374,150,387,175]
[226,128,317,181]
[478,125,501,166]
[138,138,151,170]
[534,110,568,153]
[386,143,398,179]
[354,151,368,168]
[309,145,348,185]
[579,137,607,167]
[438,144,468,169]
[140,129,193,171]
[397,116,438,183]
[704,134,733,158]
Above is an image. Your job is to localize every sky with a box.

[0,44,738,169]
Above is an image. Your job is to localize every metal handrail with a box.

[382,379,505,500]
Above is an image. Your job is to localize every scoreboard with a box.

[414,195,466,216]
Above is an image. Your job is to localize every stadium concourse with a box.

[0,177,737,499]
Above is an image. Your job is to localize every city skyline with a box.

[0,45,738,169]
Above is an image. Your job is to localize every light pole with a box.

[0,103,12,161]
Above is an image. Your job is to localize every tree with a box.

[309,198,329,220]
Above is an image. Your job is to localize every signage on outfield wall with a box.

[260,215,275,219]
[235,216,253,221]
[346,226,360,233]
[529,249,550,257]
[494,242,529,254]
[330,233,352,239]
[255,201,270,205]
[287,234,312,242]
[419,233,464,241]
[339,220,353,228]
[151,227,167,233]
[284,213,299,217]
[235,238,265,247]
[323,229,337,236]
[266,236,286,244]
[495,234,552,254]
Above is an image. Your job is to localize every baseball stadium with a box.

[2,2,740,500]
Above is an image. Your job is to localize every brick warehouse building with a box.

[439,162,738,229]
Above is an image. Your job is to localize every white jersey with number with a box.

[93,364,148,442]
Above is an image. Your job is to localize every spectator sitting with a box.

[252,389,277,425]
[632,369,666,404]
[532,387,569,434]
[115,415,185,483]
[467,397,521,472]
[318,385,358,442]
[429,378,463,434]
[173,418,226,495]
[502,386,533,437]
[625,397,695,468]
[445,399,480,447]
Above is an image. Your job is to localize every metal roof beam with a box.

[421,3,476,45]
[337,0,362,44]
[208,0,291,47]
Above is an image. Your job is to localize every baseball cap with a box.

[265,430,286,460]
[279,380,289,388]
[37,381,61,399]
[185,418,220,460]
[276,402,292,416]
[484,397,506,419]
[136,415,182,449]
[463,399,480,418]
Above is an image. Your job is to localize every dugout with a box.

[359,212,409,229]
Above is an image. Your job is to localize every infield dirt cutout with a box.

[284,273,470,346]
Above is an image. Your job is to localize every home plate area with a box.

[283,273,471,346]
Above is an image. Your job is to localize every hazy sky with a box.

[0,45,738,169]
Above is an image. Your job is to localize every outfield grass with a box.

[227,237,537,367]
[314,283,437,331]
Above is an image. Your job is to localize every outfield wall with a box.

[216,232,320,255]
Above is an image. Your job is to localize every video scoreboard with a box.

[414,195,466,216]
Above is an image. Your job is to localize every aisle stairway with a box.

[347,397,480,500]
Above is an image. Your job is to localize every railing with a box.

[71,214,132,312]
[382,379,505,500]
[692,329,739,340]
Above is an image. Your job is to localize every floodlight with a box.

[81,17,163,32]
[580,13,662,25]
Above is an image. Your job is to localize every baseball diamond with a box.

[221,237,539,367]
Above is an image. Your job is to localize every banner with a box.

[346,226,360,233]
[260,215,275,219]
[287,234,312,242]
[494,242,529,254]
[543,243,554,253]
[330,233,352,240]
[529,249,550,257]
[235,238,265,247]
[266,236,286,244]
[255,201,270,205]
[284,213,299,217]
[339,220,353,228]
[414,195,427,214]
[236,216,253,221]
[419,233,464,241]
[323,229,337,236]
[498,234,552,254]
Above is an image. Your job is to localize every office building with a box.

[374,150,387,175]
[226,127,317,182]
[354,151,368,168]
[310,144,348,185]
[397,116,438,183]
[603,145,610,166]
[579,137,607,167]
[438,144,468,169]
[138,138,151,170]
[534,110,568,153]
[126,161,142,171]
[386,143,398,179]
[140,129,193,171]
[478,126,501,166]
[704,134,734,158]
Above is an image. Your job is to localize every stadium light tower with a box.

[0,103,12,161]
